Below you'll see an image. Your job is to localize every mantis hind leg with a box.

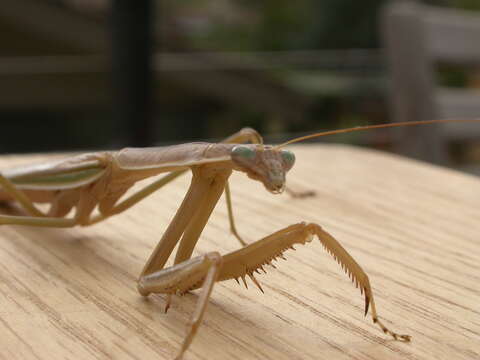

[0,214,76,227]
[0,174,46,217]
[0,185,101,228]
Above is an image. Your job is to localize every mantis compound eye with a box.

[232,145,256,160]
[281,150,295,170]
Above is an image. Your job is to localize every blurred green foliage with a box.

[437,65,469,88]
[183,0,480,51]
[427,0,480,10]
[188,0,386,51]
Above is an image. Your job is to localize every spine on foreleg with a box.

[218,222,312,287]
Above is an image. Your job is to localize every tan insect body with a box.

[2,121,478,359]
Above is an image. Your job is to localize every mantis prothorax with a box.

[0,119,479,359]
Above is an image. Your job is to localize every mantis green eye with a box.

[232,145,255,160]
[281,150,295,167]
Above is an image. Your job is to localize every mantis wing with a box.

[2,153,107,191]
[1,142,234,192]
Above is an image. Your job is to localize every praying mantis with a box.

[0,119,478,359]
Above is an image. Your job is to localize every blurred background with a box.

[1,0,480,171]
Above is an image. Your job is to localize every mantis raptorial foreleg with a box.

[139,220,410,359]
[173,168,230,266]
[138,252,222,360]
[138,168,221,278]
[304,223,410,341]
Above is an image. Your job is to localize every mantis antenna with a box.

[274,119,480,149]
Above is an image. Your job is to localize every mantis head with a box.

[229,118,480,194]
[231,145,295,194]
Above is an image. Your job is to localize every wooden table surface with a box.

[0,144,479,360]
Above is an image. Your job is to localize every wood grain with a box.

[0,144,479,360]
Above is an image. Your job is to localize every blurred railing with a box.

[0,0,386,151]
[0,50,383,73]
[0,49,384,104]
